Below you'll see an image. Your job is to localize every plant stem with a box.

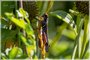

[20,0,23,8]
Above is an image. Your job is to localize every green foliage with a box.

[5,13,26,29]
[1,8,36,59]
[49,10,75,28]
[9,47,19,59]
[70,10,89,59]
[1,1,89,59]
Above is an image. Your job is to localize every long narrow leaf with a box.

[81,16,89,58]
[72,14,84,59]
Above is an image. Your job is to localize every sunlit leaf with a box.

[62,29,76,40]
[26,45,35,57]
[11,17,26,29]
[72,14,84,59]
[25,24,35,39]
[16,48,23,58]
[69,9,79,15]
[9,46,19,59]
[81,16,89,58]
[5,13,26,29]
[50,10,75,28]
[19,33,29,46]
[19,8,29,18]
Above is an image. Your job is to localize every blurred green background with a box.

[48,1,75,59]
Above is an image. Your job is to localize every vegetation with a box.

[1,1,89,60]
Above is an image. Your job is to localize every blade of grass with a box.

[72,45,77,59]
[72,14,84,59]
[81,15,89,58]
[81,41,89,58]
[77,15,84,58]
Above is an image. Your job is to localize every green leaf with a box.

[17,48,23,57]
[24,17,30,24]
[26,45,35,57]
[39,1,49,16]
[9,46,19,59]
[37,1,54,14]
[62,29,76,40]
[69,9,79,16]
[5,13,26,29]
[49,10,75,28]
[19,33,29,46]
[25,24,34,39]
[19,8,29,18]
[72,14,84,59]
[11,17,26,29]
[46,1,54,13]
[81,16,89,58]
[19,32,35,46]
